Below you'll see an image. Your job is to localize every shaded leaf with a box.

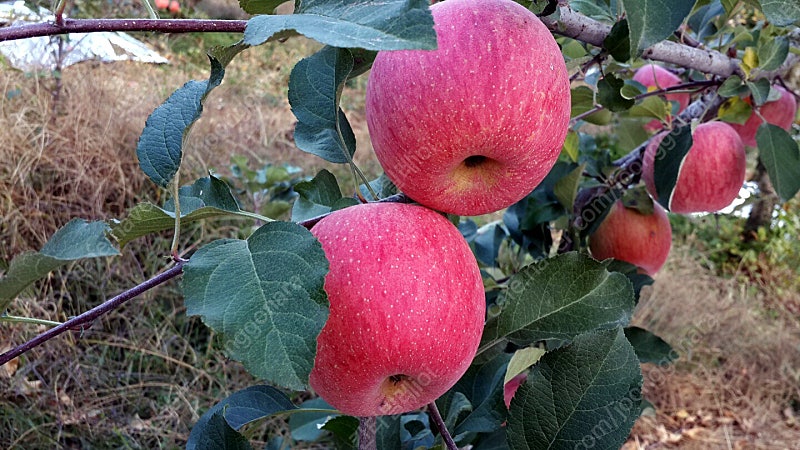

[628,96,670,121]
[758,36,789,71]
[479,252,635,357]
[571,85,613,125]
[137,43,248,188]
[291,169,358,222]
[718,75,749,98]
[238,0,285,15]
[289,398,338,442]
[0,219,119,311]
[652,124,693,211]
[717,96,753,125]
[507,328,642,450]
[757,123,800,201]
[110,175,253,248]
[624,326,676,365]
[553,163,585,212]
[623,0,696,53]
[603,18,631,62]
[289,46,359,164]
[747,78,772,106]
[244,0,436,50]
[759,0,800,26]
[321,415,359,449]
[182,222,329,390]
[187,386,296,450]
[598,74,635,112]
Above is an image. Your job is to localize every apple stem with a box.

[357,416,377,450]
[428,401,458,450]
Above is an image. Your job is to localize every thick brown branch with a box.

[0,18,247,41]
[541,7,741,77]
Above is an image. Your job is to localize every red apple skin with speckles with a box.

[632,64,690,132]
[589,200,672,276]
[309,203,485,416]
[729,85,798,147]
[365,0,570,216]
[642,121,746,214]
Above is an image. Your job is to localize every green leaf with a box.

[244,0,437,50]
[507,328,642,450]
[359,173,398,201]
[598,74,635,112]
[437,352,512,440]
[478,252,635,357]
[758,36,789,71]
[747,78,772,106]
[553,163,585,211]
[562,131,580,162]
[757,123,800,201]
[0,219,119,311]
[526,0,559,16]
[182,222,329,390]
[291,169,358,222]
[505,347,546,384]
[652,124,693,211]
[187,386,296,450]
[137,43,248,188]
[717,96,753,125]
[604,260,654,304]
[628,96,670,121]
[289,398,338,442]
[571,86,613,125]
[288,46,358,164]
[721,0,739,16]
[624,326,676,365]
[188,411,253,450]
[109,175,254,248]
[603,19,631,62]
[759,0,800,26]
[321,415,359,449]
[238,0,285,15]
[377,416,402,449]
[717,75,749,98]
[623,0,696,54]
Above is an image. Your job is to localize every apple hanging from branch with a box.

[632,64,690,131]
[365,0,570,216]
[309,202,486,417]
[643,121,746,214]
[589,198,672,276]
[729,85,798,147]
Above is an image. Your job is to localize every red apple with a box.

[309,202,485,416]
[365,0,570,216]
[642,121,745,214]
[632,64,690,132]
[729,85,798,147]
[589,200,672,276]
[168,0,180,13]
[504,373,527,408]
[154,0,169,9]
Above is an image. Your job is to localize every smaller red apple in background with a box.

[168,0,180,14]
[632,64,691,132]
[729,85,798,147]
[589,200,672,276]
[642,121,745,214]
[154,0,169,9]
[504,373,527,408]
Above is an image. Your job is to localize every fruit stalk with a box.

[357,417,377,450]
[428,401,458,450]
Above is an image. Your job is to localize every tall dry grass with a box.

[627,246,800,449]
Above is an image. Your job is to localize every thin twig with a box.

[570,79,720,126]
[428,401,458,450]
[357,416,377,450]
[0,19,248,42]
[0,261,184,367]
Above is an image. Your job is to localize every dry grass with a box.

[626,246,800,449]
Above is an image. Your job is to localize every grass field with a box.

[1,24,799,450]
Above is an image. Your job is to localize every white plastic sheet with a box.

[0,1,169,71]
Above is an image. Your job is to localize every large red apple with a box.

[365,0,570,216]
[729,85,798,147]
[632,64,690,131]
[589,200,672,276]
[309,202,485,416]
[642,121,745,214]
